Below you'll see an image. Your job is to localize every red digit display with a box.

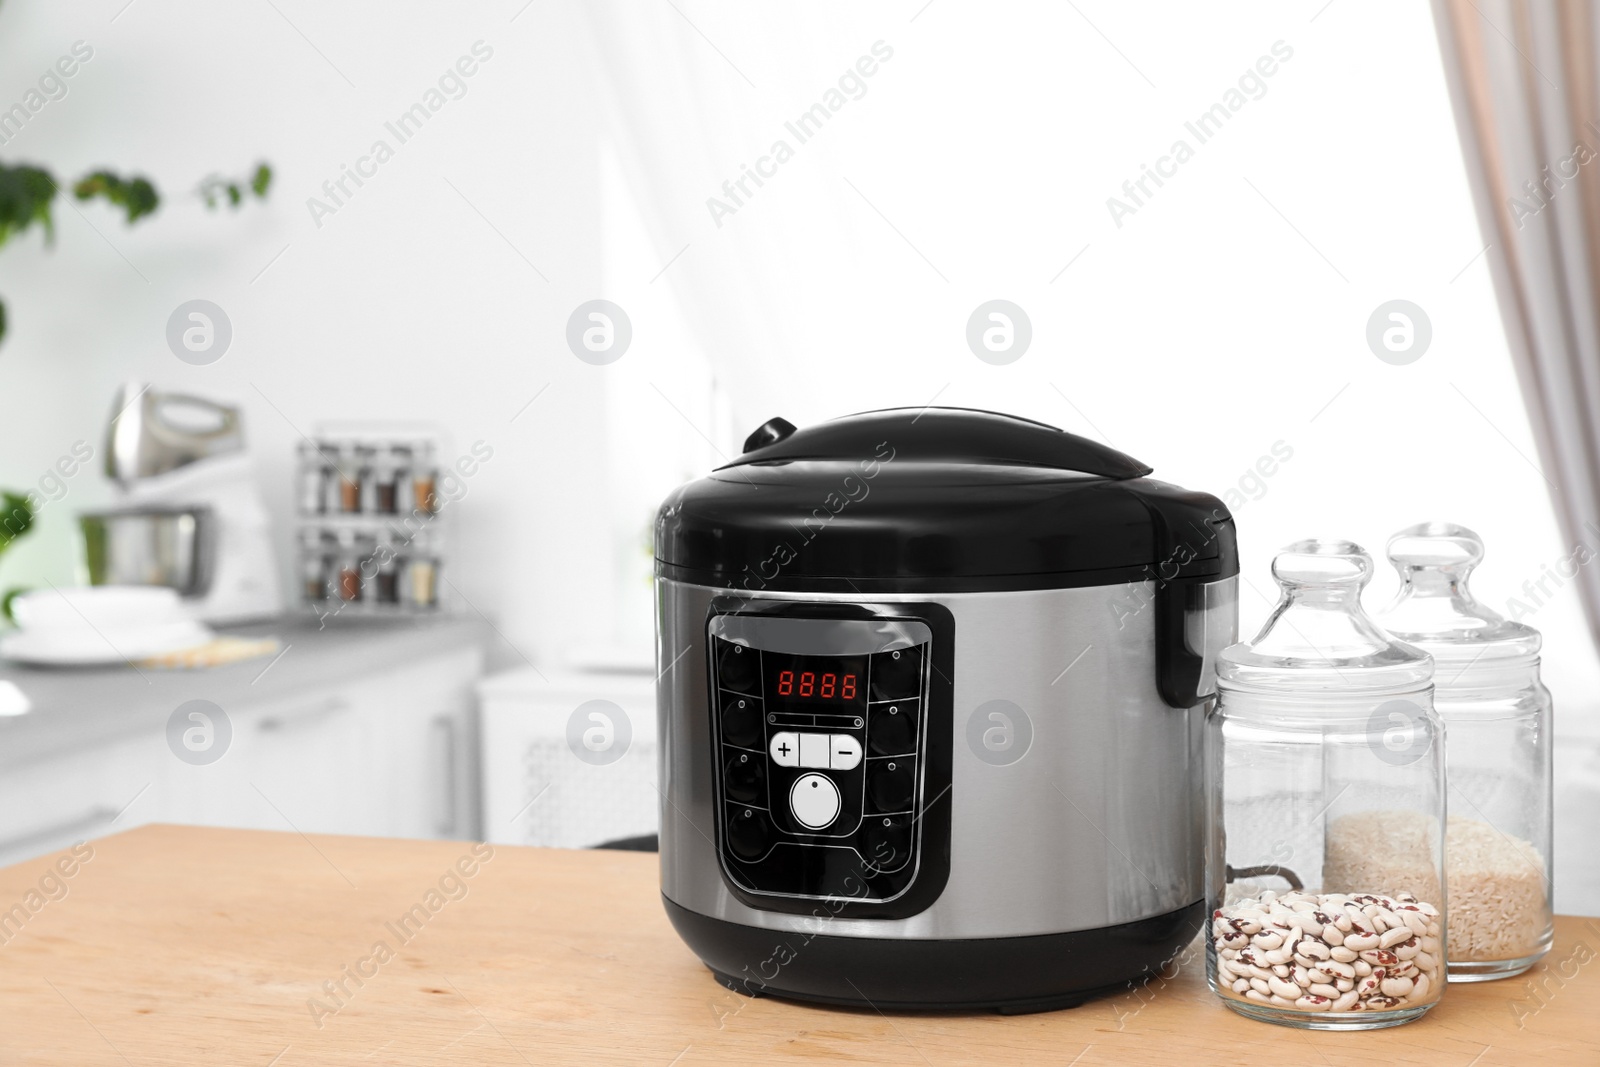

[765,656,866,706]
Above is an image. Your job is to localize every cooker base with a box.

[664,895,1203,1014]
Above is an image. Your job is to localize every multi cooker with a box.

[654,407,1239,1012]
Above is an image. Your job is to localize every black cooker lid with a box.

[655,407,1237,593]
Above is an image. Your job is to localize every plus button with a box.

[769,731,801,767]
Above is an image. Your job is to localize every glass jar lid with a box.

[1374,522,1541,668]
[1218,539,1434,693]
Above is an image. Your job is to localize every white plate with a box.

[0,620,216,666]
[10,586,188,632]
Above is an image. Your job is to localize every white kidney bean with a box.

[1267,976,1301,999]
[1379,927,1412,950]
[1380,976,1414,998]
[1287,913,1323,937]
[1298,939,1331,960]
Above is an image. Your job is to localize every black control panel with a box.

[706,603,953,918]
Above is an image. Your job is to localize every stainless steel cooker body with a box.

[659,577,1237,938]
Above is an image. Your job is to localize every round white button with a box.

[789,773,841,830]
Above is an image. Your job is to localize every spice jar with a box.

[374,541,400,604]
[405,540,439,608]
[410,441,439,516]
[1207,540,1446,1029]
[368,446,401,515]
[299,529,329,601]
[335,531,363,602]
[335,445,365,514]
[1375,523,1552,981]
[298,441,329,515]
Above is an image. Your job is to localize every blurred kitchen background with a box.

[0,1,1595,910]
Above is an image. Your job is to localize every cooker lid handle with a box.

[725,406,1152,478]
[741,416,798,454]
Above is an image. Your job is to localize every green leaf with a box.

[198,162,273,211]
[73,170,160,224]
[0,588,28,623]
[0,491,33,556]
[0,163,59,248]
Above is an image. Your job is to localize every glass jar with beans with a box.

[1207,540,1447,1029]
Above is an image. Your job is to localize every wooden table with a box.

[1,825,1595,1065]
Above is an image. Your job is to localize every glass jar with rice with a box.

[1375,523,1552,981]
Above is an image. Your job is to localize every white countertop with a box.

[0,614,491,766]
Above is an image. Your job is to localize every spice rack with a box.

[294,430,448,618]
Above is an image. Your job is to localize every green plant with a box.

[0,159,272,345]
[71,170,159,223]
[0,491,31,555]
[0,491,32,621]
[198,163,272,209]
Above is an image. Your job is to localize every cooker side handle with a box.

[1144,496,1238,709]
[1155,574,1238,708]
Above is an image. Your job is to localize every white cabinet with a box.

[0,642,483,869]
[162,691,381,837]
[349,646,481,840]
[0,732,169,869]
[479,666,657,849]
[162,646,482,841]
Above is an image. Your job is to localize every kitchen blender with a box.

[78,382,283,623]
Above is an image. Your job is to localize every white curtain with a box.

[583,4,869,427]
[1434,0,1600,650]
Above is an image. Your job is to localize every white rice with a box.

[1322,810,1548,963]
